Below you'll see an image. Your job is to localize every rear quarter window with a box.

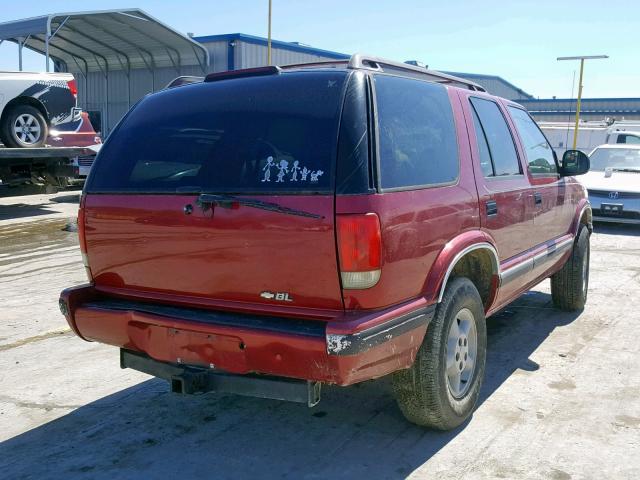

[87,71,347,194]
[374,75,459,190]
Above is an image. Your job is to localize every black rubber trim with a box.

[327,304,436,356]
[83,298,326,338]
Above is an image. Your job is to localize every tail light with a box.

[336,213,382,289]
[67,79,78,99]
[77,193,93,282]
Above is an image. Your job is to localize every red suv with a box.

[60,55,592,430]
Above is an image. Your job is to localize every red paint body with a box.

[61,77,589,387]
[47,112,101,147]
[83,194,343,312]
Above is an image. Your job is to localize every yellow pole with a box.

[267,0,272,66]
[572,58,585,150]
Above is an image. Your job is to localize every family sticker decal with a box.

[261,156,323,183]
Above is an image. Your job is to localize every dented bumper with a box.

[59,285,434,386]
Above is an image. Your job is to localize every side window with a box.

[617,134,640,145]
[470,97,521,176]
[508,106,557,176]
[375,74,459,189]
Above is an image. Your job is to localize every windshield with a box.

[589,147,640,171]
[87,71,347,194]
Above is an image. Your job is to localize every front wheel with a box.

[551,225,590,311]
[392,277,487,430]
[0,105,48,148]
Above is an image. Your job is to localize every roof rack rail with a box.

[200,55,485,92]
[280,60,349,70]
[165,76,205,89]
[348,54,486,92]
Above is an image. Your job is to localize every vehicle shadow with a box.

[593,222,640,237]
[50,193,81,204]
[0,290,581,480]
[0,203,56,220]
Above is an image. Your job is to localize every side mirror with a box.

[560,150,590,176]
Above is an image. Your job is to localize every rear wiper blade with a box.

[197,193,324,219]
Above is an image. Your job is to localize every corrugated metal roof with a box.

[0,9,209,73]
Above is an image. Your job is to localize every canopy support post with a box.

[45,34,50,72]
[18,38,23,71]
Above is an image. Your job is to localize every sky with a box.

[0,0,637,99]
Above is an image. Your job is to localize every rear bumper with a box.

[121,349,323,407]
[59,285,434,386]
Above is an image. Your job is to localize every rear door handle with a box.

[534,192,542,205]
[486,200,498,216]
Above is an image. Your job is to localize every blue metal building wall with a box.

[193,33,348,73]
[520,98,640,122]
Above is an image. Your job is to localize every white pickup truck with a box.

[540,120,640,156]
[0,71,80,148]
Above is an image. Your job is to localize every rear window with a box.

[87,71,347,194]
[374,75,459,190]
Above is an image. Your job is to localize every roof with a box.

[196,55,486,93]
[193,33,349,60]
[441,70,534,99]
[0,9,209,73]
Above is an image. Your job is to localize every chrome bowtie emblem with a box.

[260,291,293,302]
[608,191,620,200]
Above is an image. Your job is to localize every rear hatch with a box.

[83,70,349,312]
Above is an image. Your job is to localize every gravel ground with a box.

[0,193,639,480]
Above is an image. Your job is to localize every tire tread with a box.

[392,277,486,429]
[551,225,589,311]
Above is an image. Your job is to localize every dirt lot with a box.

[1,192,639,480]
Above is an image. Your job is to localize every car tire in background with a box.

[0,104,48,148]
[551,224,590,311]
[392,277,487,430]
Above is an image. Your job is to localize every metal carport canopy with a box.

[0,9,209,74]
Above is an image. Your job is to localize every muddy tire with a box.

[392,277,487,430]
[551,225,590,311]
[0,104,48,148]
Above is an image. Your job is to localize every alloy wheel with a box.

[446,307,478,398]
[13,114,42,145]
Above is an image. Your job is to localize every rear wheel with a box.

[551,225,590,311]
[1,104,48,148]
[392,277,487,429]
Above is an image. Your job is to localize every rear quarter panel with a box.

[337,87,481,309]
